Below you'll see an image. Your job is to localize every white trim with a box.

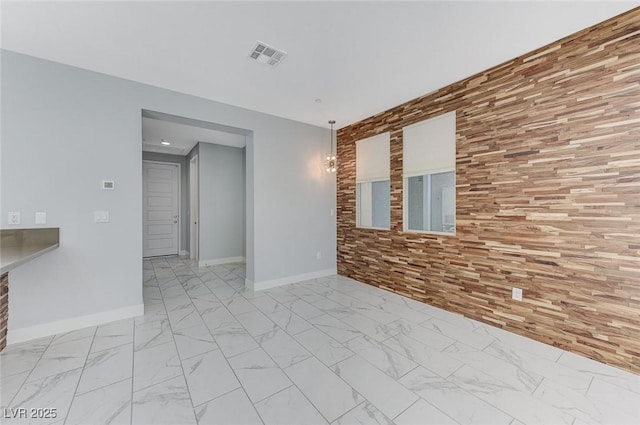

[355,177,392,184]
[355,226,390,231]
[356,179,391,230]
[189,154,199,261]
[247,268,337,291]
[143,160,182,257]
[7,303,144,345]
[199,256,245,267]
[401,229,456,237]
[180,250,189,256]
[403,172,456,235]
[403,167,454,178]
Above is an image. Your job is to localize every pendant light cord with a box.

[329,120,336,157]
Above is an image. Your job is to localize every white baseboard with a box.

[179,250,189,256]
[7,303,144,346]
[199,256,245,267]
[247,268,336,291]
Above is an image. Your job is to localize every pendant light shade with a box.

[326,120,337,173]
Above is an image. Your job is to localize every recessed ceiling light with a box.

[315,99,322,103]
[161,139,171,146]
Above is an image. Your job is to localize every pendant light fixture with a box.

[326,120,337,173]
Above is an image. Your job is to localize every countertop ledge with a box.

[1,228,60,274]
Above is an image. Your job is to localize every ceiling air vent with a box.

[249,41,287,67]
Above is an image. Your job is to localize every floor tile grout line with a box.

[11,333,94,382]
[69,375,133,400]
[584,375,595,396]
[133,257,177,423]
[443,358,573,423]
[279,364,338,425]
[419,365,517,423]
[449,337,549,396]
[445,363,466,380]
[396,363,420,381]
[391,397,420,422]
[247,381,297,407]
[188,383,240,409]
[4,333,57,409]
[329,400,384,425]
[156,263,199,425]
[88,339,133,356]
[62,325,99,425]
[249,384,297,420]
[378,320,520,422]
[180,258,605,425]
[174,259,364,424]
[174,258,268,424]
[422,396,465,425]
[130,357,183,393]
[129,316,135,425]
[14,256,631,425]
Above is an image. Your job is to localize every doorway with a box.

[141,109,251,280]
[142,161,180,257]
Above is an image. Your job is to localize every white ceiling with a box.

[142,116,246,155]
[2,1,636,129]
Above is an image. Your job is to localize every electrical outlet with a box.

[512,287,523,301]
[35,212,47,224]
[94,211,110,223]
[8,212,21,225]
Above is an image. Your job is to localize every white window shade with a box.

[356,132,390,182]
[403,111,456,176]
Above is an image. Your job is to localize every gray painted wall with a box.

[1,50,336,335]
[142,151,188,253]
[197,143,245,262]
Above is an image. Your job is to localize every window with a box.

[356,132,390,229]
[403,111,456,234]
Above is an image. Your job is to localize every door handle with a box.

[173,220,178,224]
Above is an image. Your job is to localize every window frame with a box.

[355,132,391,231]
[356,178,391,230]
[401,112,456,236]
[403,169,456,235]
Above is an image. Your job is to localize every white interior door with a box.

[143,161,179,257]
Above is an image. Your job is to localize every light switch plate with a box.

[8,212,21,225]
[512,287,523,301]
[35,212,47,224]
[94,211,110,223]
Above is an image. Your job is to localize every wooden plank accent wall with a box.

[336,8,640,374]
[0,272,8,352]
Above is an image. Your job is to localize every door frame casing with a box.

[142,160,181,257]
[189,154,199,261]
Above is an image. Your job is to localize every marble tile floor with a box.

[1,256,639,425]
